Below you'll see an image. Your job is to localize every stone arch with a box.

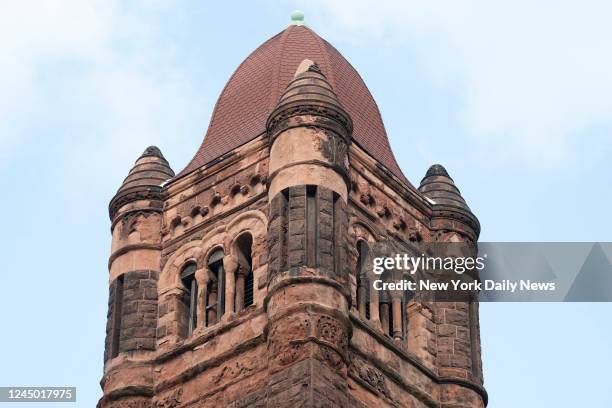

[349,218,381,320]
[159,241,204,293]
[223,210,267,312]
[225,210,267,245]
[349,218,380,245]
[159,225,226,292]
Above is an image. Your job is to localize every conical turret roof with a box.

[419,164,471,212]
[267,59,352,137]
[117,146,175,195]
[109,146,175,219]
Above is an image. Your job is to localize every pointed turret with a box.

[420,164,480,240]
[267,59,352,143]
[109,146,175,221]
[266,59,353,200]
[104,146,173,372]
[419,164,470,211]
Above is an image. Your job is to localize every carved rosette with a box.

[267,310,349,374]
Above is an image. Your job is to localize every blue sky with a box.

[0,1,610,407]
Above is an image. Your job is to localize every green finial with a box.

[290,10,305,26]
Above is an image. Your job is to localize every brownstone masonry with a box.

[99,22,486,408]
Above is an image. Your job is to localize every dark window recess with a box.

[206,248,225,326]
[244,273,254,307]
[388,302,394,337]
[110,274,124,358]
[306,185,318,267]
[332,191,341,275]
[235,234,254,311]
[357,241,371,320]
[365,278,371,320]
[181,263,198,336]
[280,189,289,271]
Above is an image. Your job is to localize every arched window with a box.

[206,248,225,326]
[180,263,198,336]
[235,234,254,311]
[356,240,370,320]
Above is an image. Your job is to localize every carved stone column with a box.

[195,269,207,331]
[357,284,366,319]
[392,298,403,340]
[380,302,390,334]
[235,267,246,312]
[224,264,236,319]
[207,282,218,325]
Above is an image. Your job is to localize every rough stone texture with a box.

[100,23,486,408]
[103,270,159,361]
[119,270,159,352]
[104,278,120,362]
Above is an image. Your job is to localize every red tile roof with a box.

[178,25,409,185]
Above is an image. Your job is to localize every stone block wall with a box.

[104,270,159,361]
[268,185,347,283]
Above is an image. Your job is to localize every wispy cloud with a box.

[0,0,205,186]
[307,0,612,166]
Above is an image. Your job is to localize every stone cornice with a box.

[164,135,268,198]
[349,145,432,219]
[108,243,162,270]
[266,104,353,144]
[160,192,267,251]
[268,159,350,188]
[108,187,164,222]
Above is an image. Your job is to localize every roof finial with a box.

[290,10,305,26]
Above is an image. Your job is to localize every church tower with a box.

[100,13,486,408]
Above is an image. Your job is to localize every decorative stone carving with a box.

[316,315,348,354]
[359,192,375,207]
[212,360,255,385]
[111,399,150,408]
[376,204,390,218]
[351,358,391,399]
[153,388,182,408]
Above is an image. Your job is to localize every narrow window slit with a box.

[110,274,124,358]
[306,185,317,267]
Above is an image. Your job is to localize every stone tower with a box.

[100,15,486,408]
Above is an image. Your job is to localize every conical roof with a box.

[109,146,175,219]
[267,59,352,138]
[117,146,175,195]
[178,25,408,185]
[419,164,471,212]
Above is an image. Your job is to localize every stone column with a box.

[380,302,390,334]
[195,269,207,331]
[223,256,237,319]
[235,268,246,312]
[392,298,403,340]
[370,286,380,327]
[357,284,366,319]
[207,282,218,326]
